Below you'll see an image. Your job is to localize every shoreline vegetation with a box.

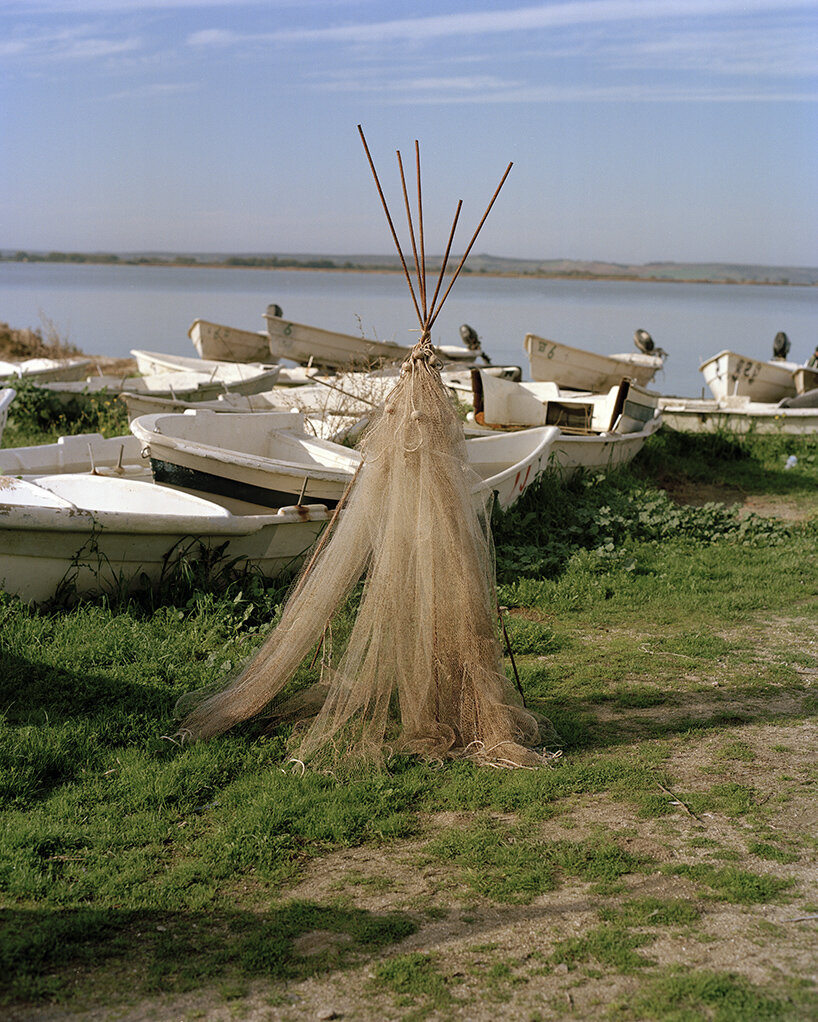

[3,249,817,286]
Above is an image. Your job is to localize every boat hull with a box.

[131,410,361,509]
[265,310,477,371]
[0,458,332,605]
[549,417,661,479]
[699,350,799,402]
[658,396,818,434]
[524,334,663,390]
[131,407,557,514]
[0,502,328,604]
[188,319,272,363]
[0,388,15,445]
[0,357,92,384]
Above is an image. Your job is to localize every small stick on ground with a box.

[656,780,705,822]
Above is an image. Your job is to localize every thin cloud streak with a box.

[309,70,818,104]
[1,0,279,12]
[187,0,816,47]
[105,81,199,100]
[1,24,142,61]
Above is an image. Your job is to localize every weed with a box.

[715,740,757,762]
[6,377,129,445]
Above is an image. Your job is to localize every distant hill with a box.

[2,249,816,285]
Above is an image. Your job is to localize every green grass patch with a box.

[610,965,818,1021]
[599,896,701,928]
[747,842,801,865]
[550,923,653,974]
[4,377,130,446]
[664,865,794,905]
[1,900,417,1006]
[422,822,646,903]
[373,952,453,1014]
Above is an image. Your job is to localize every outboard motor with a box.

[460,323,480,351]
[634,329,655,354]
[772,331,790,360]
[266,303,283,318]
[634,329,667,359]
[460,323,492,364]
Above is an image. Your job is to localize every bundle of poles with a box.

[357,124,512,343]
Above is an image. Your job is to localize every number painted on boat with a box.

[283,322,293,336]
[537,341,557,359]
[733,358,760,381]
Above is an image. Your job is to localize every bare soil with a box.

[662,479,814,523]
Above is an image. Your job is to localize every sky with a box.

[1,0,817,266]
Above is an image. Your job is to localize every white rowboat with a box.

[131,410,359,509]
[130,349,281,390]
[699,350,802,403]
[40,361,280,406]
[188,318,272,363]
[524,334,664,391]
[549,417,662,479]
[130,409,560,513]
[658,393,818,435]
[265,308,483,371]
[0,473,329,605]
[0,356,92,384]
[471,372,660,436]
[0,388,15,445]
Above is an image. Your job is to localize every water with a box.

[1,261,815,397]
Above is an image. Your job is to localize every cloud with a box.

[106,81,199,100]
[185,0,817,48]
[627,23,818,78]
[0,24,142,61]
[1,0,257,11]
[187,29,242,47]
[314,71,818,104]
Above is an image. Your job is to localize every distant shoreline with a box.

[2,252,815,287]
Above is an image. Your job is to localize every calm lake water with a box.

[1,262,815,397]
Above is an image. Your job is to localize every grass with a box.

[0,427,817,1016]
[610,966,812,1021]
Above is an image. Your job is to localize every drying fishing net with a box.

[177,131,555,768]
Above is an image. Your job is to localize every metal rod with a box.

[427,199,462,325]
[358,125,423,327]
[497,603,526,708]
[297,475,309,505]
[427,162,513,330]
[415,140,427,320]
[396,148,426,323]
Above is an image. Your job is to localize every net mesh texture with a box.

[177,338,552,768]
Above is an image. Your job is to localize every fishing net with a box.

[176,130,555,768]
